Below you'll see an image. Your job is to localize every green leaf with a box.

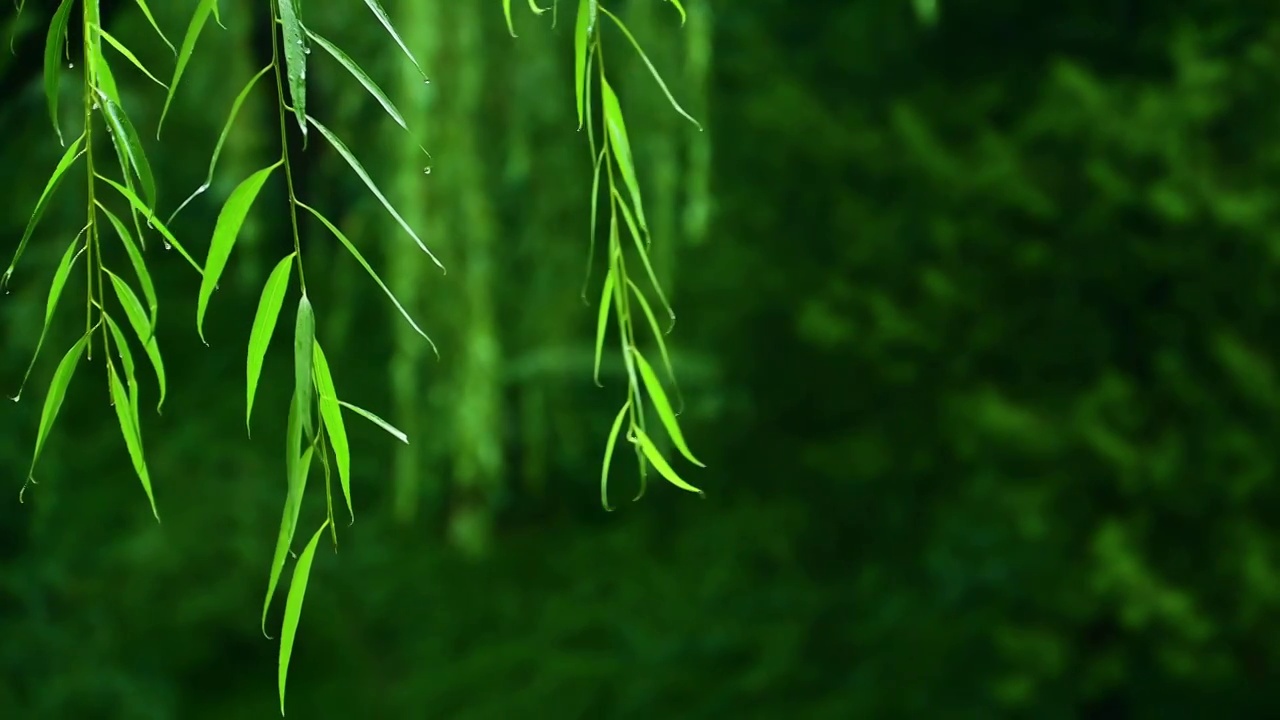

[312,343,352,524]
[599,7,701,130]
[360,0,427,80]
[337,400,407,444]
[132,0,176,53]
[279,518,329,716]
[294,295,316,441]
[108,360,160,520]
[98,28,169,88]
[159,0,217,136]
[262,392,314,639]
[247,253,295,435]
[632,427,702,495]
[3,134,84,286]
[278,0,308,138]
[96,201,158,336]
[503,0,516,36]
[593,263,614,387]
[96,173,204,275]
[197,162,280,343]
[43,0,74,145]
[665,0,687,24]
[631,349,703,467]
[305,30,408,131]
[614,186,673,321]
[297,201,437,356]
[599,400,630,510]
[169,64,272,225]
[580,146,606,301]
[306,117,444,272]
[601,78,647,232]
[26,329,91,483]
[106,269,167,412]
[104,312,141,424]
[573,0,595,128]
[12,236,83,401]
[626,276,682,410]
[95,88,158,211]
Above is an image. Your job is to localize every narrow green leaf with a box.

[573,0,594,128]
[3,134,84,286]
[632,427,703,495]
[43,0,74,145]
[626,276,682,411]
[599,7,702,130]
[247,253,296,435]
[98,28,168,88]
[12,236,82,401]
[599,400,630,510]
[96,173,204,275]
[159,0,217,136]
[306,117,444,272]
[27,329,91,483]
[96,89,158,211]
[279,518,329,716]
[132,0,176,53]
[580,146,606,301]
[305,30,408,130]
[297,201,437,355]
[106,269,167,412]
[601,78,647,232]
[361,0,427,80]
[108,361,160,520]
[197,162,280,342]
[312,343,352,524]
[614,186,674,323]
[262,393,313,639]
[96,201,158,335]
[665,0,687,24]
[278,0,308,138]
[592,264,614,387]
[169,64,272,225]
[503,0,517,36]
[294,295,315,440]
[337,400,407,444]
[631,349,703,467]
[104,313,141,425]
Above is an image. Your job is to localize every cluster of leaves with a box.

[8,0,703,713]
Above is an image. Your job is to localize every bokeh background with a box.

[3,0,1280,717]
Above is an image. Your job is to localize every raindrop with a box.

[303,47,311,55]
[67,62,73,69]
[424,78,431,84]
[163,241,171,250]
[423,167,432,175]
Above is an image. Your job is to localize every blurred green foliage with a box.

[2,0,1280,717]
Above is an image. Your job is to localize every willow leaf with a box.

[159,0,217,135]
[361,0,426,80]
[312,343,352,523]
[593,264,614,387]
[599,400,630,510]
[599,7,701,130]
[3,134,84,286]
[297,201,437,355]
[278,0,307,138]
[305,30,407,130]
[43,0,74,144]
[626,276,682,410]
[247,253,295,435]
[665,0,687,24]
[573,0,593,128]
[294,295,315,440]
[170,64,272,224]
[27,329,91,482]
[108,361,159,520]
[106,269,167,412]
[337,400,407,444]
[132,0,176,53]
[197,162,280,342]
[13,237,83,400]
[104,313,141,425]
[614,186,673,322]
[601,78,647,231]
[279,518,329,716]
[262,393,312,639]
[96,201,157,335]
[306,117,444,271]
[96,89,157,210]
[632,427,702,495]
[96,174,204,274]
[98,28,168,88]
[631,349,702,467]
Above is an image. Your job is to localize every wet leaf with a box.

[43,0,74,144]
[3,134,84,286]
[278,518,329,716]
[13,236,83,400]
[106,269,167,412]
[247,253,295,435]
[197,162,280,342]
[278,0,308,138]
[108,360,159,520]
[26,329,91,483]
[159,0,217,135]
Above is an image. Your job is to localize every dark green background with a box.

[2,0,1278,717]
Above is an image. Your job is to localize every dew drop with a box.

[163,241,171,250]
[67,62,73,69]
[423,167,432,175]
